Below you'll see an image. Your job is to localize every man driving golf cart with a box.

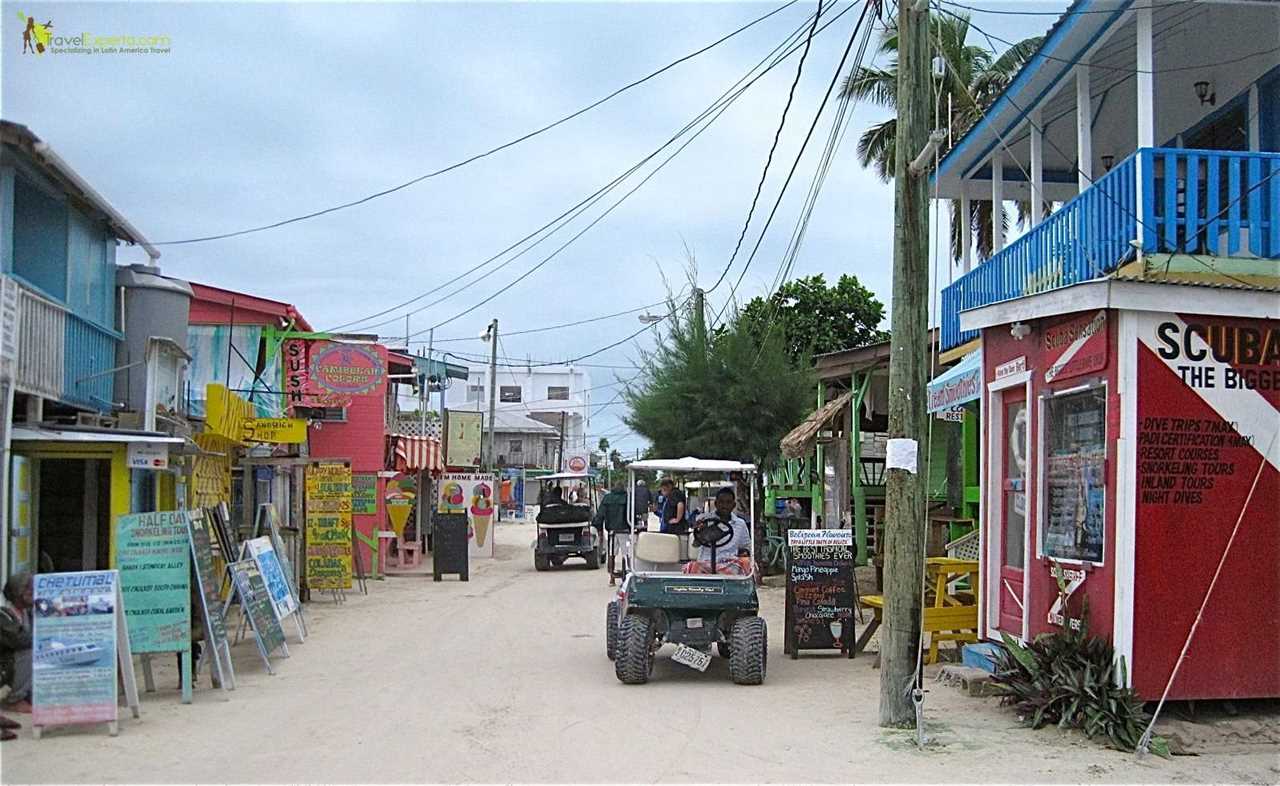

[682,487,751,575]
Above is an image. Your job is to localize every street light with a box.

[638,313,663,325]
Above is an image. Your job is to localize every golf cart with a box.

[606,457,766,685]
[533,471,603,571]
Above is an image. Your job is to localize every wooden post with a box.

[880,0,929,729]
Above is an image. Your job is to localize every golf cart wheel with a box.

[534,552,550,572]
[615,614,654,685]
[585,545,601,570]
[716,641,731,659]
[606,601,620,661]
[728,617,767,685]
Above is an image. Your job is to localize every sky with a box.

[2,1,1061,455]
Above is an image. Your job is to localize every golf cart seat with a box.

[633,532,682,571]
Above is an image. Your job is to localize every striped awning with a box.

[393,435,443,473]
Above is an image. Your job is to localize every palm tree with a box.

[842,12,1043,263]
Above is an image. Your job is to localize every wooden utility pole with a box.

[485,319,499,471]
[557,410,567,471]
[880,0,930,728]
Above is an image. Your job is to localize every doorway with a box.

[987,372,1032,641]
[37,459,111,573]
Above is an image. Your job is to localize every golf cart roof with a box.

[539,472,593,482]
[627,457,757,474]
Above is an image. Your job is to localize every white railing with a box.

[12,278,66,401]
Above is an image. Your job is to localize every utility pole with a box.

[881,0,930,728]
[417,328,432,549]
[485,319,498,471]
[557,410,567,472]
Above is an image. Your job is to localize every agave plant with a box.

[990,626,1169,757]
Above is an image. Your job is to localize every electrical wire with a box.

[355,3,859,339]
[712,0,877,326]
[412,299,673,344]
[704,0,826,298]
[153,0,804,246]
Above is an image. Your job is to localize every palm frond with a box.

[856,118,897,182]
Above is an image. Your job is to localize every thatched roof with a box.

[779,390,855,460]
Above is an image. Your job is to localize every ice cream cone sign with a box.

[385,477,416,538]
[440,480,465,514]
[470,483,495,548]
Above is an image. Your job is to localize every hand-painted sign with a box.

[311,342,384,396]
[1046,563,1086,631]
[125,442,169,470]
[246,537,298,621]
[32,571,139,730]
[564,452,590,473]
[1044,310,1108,383]
[305,461,353,589]
[785,529,855,656]
[115,511,191,654]
[242,417,307,444]
[928,349,983,412]
[437,473,496,557]
[352,473,378,515]
[227,560,286,663]
[444,410,482,468]
[994,356,1027,380]
[185,510,235,690]
[284,339,309,414]
[204,383,255,444]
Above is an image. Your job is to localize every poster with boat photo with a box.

[32,571,140,732]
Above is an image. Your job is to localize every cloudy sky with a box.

[3,1,1057,454]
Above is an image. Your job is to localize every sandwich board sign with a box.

[31,571,141,738]
[225,559,289,674]
[186,509,235,692]
[244,536,306,641]
[115,510,193,703]
[253,503,307,621]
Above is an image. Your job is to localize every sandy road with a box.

[4,519,1277,783]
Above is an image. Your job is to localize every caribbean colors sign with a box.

[285,339,386,411]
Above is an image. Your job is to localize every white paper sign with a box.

[885,438,919,474]
[126,442,169,470]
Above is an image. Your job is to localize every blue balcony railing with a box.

[64,312,121,411]
[940,147,1280,350]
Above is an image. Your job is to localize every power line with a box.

[353,2,856,339]
[704,0,825,299]
[153,0,804,246]
[412,299,673,344]
[420,6,862,335]
[713,0,877,325]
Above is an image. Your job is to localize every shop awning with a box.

[779,390,855,460]
[392,435,443,474]
[927,350,982,413]
[10,426,185,444]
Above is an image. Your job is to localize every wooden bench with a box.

[854,594,979,663]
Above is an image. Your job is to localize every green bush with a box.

[990,626,1169,757]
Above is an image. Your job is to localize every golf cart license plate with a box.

[559,533,575,543]
[685,617,703,629]
[672,644,711,672]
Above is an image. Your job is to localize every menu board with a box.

[785,529,856,657]
[31,571,138,730]
[185,510,234,688]
[305,461,353,589]
[115,511,191,654]
[1041,387,1106,563]
[227,560,286,658]
[432,513,470,582]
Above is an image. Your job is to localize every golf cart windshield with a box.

[625,457,757,578]
[536,471,595,524]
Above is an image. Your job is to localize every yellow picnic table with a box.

[854,557,980,663]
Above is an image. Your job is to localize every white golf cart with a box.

[607,457,766,685]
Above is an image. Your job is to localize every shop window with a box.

[1040,385,1107,563]
[547,386,570,400]
[500,386,522,403]
[509,439,523,455]
[295,406,346,422]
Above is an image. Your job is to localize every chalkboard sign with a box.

[432,513,469,582]
[185,510,235,691]
[227,560,288,673]
[116,511,191,654]
[785,529,856,659]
